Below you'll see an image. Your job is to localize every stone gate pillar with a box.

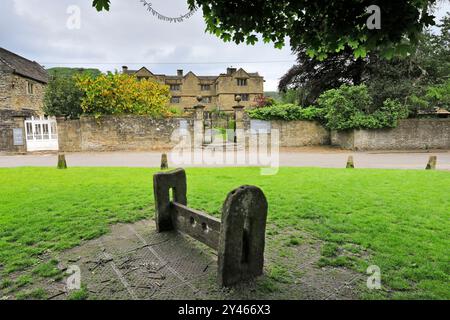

[233,104,245,146]
[193,97,205,149]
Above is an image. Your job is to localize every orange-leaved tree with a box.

[75,73,172,118]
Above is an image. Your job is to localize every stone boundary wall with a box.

[242,115,330,147]
[331,118,450,150]
[57,115,193,152]
[57,116,449,153]
[271,120,330,147]
[0,109,37,153]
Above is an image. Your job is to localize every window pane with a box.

[170,97,181,103]
[26,123,33,140]
[34,124,42,140]
[42,124,49,140]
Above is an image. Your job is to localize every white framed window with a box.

[201,84,211,91]
[34,124,42,140]
[26,122,33,140]
[42,124,50,140]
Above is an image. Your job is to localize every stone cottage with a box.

[0,47,48,153]
[122,66,264,111]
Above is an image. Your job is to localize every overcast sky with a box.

[1,0,449,91]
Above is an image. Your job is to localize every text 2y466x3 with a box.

[222,305,271,316]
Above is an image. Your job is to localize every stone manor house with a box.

[122,66,265,111]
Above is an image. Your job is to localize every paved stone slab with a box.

[2,219,367,300]
[45,219,365,300]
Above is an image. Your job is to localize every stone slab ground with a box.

[4,219,366,300]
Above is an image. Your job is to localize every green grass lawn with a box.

[0,167,449,299]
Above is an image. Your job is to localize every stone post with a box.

[346,156,355,169]
[55,116,66,152]
[426,156,437,170]
[57,153,67,169]
[233,100,245,146]
[160,153,169,170]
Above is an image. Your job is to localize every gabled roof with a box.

[184,71,198,78]
[123,67,261,81]
[0,47,48,83]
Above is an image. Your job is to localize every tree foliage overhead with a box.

[186,0,439,58]
[92,0,439,59]
[279,14,450,111]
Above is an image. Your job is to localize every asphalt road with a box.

[1,149,449,170]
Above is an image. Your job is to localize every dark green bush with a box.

[247,84,410,131]
[246,104,325,121]
[317,84,409,130]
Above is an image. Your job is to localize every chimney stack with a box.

[122,66,128,73]
[227,67,237,75]
[177,69,184,77]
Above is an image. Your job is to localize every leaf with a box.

[222,33,232,42]
[274,41,285,49]
[347,39,360,49]
[246,35,258,45]
[335,43,345,52]
[354,47,367,59]
[306,48,316,58]
[92,0,110,11]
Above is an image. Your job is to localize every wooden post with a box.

[57,153,67,169]
[346,156,355,169]
[426,156,437,170]
[160,153,168,170]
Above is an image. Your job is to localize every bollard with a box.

[153,168,268,287]
[57,153,67,169]
[426,156,437,170]
[160,153,169,170]
[346,156,355,169]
